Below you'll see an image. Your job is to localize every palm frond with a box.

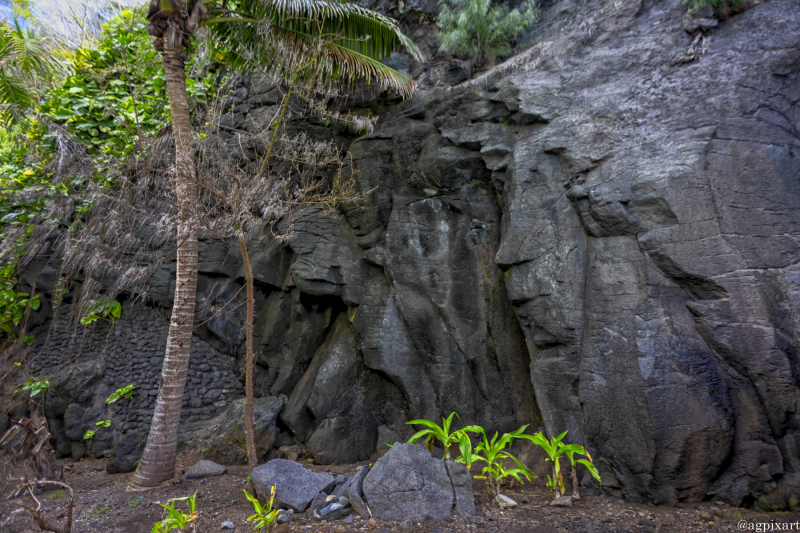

[205,0,420,98]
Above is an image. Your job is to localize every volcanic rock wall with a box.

[13,0,800,510]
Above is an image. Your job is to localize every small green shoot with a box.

[244,485,280,531]
[95,419,111,428]
[406,412,482,461]
[152,491,198,533]
[129,497,145,508]
[90,506,109,516]
[83,430,95,440]
[45,489,69,500]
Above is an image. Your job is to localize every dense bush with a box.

[0,8,213,343]
[436,0,538,68]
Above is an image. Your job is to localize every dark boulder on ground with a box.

[363,443,475,522]
[203,396,286,464]
[251,459,336,511]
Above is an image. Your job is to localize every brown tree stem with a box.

[238,231,258,496]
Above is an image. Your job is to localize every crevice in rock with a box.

[647,251,729,300]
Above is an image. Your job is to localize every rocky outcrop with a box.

[363,443,475,522]
[13,0,800,511]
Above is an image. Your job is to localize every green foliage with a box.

[683,0,743,12]
[152,492,198,533]
[0,262,40,342]
[83,429,95,440]
[129,496,145,508]
[22,376,49,397]
[80,296,121,325]
[45,489,69,500]
[454,425,536,498]
[38,10,213,168]
[95,419,111,428]
[406,412,482,461]
[90,506,109,516]
[206,0,421,98]
[0,18,62,124]
[436,0,538,67]
[521,430,600,497]
[107,384,135,403]
[244,485,280,531]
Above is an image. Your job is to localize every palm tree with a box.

[0,18,59,124]
[129,0,420,490]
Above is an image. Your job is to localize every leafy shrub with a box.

[437,0,538,67]
[38,9,213,168]
[0,263,41,343]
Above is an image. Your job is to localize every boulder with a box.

[183,460,228,479]
[203,396,285,465]
[362,443,475,522]
[106,430,145,474]
[251,459,336,512]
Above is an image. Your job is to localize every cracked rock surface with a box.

[363,443,475,522]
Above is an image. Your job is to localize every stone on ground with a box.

[183,460,228,480]
[220,521,234,530]
[549,495,573,507]
[345,465,371,518]
[251,459,335,512]
[276,509,294,524]
[362,443,475,522]
[496,494,517,509]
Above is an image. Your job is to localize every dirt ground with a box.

[2,453,799,533]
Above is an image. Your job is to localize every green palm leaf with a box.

[205,0,420,98]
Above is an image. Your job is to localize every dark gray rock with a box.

[309,492,329,516]
[183,460,228,479]
[346,465,371,518]
[318,502,344,520]
[203,396,285,465]
[251,459,336,512]
[106,430,146,474]
[363,443,474,522]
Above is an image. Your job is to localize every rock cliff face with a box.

[17,0,800,510]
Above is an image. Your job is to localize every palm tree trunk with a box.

[238,234,258,495]
[129,39,198,490]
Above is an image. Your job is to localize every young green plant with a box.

[151,492,198,533]
[407,412,481,461]
[562,444,601,500]
[522,430,567,497]
[460,425,536,499]
[244,485,280,532]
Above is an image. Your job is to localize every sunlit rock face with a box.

[23,0,800,509]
